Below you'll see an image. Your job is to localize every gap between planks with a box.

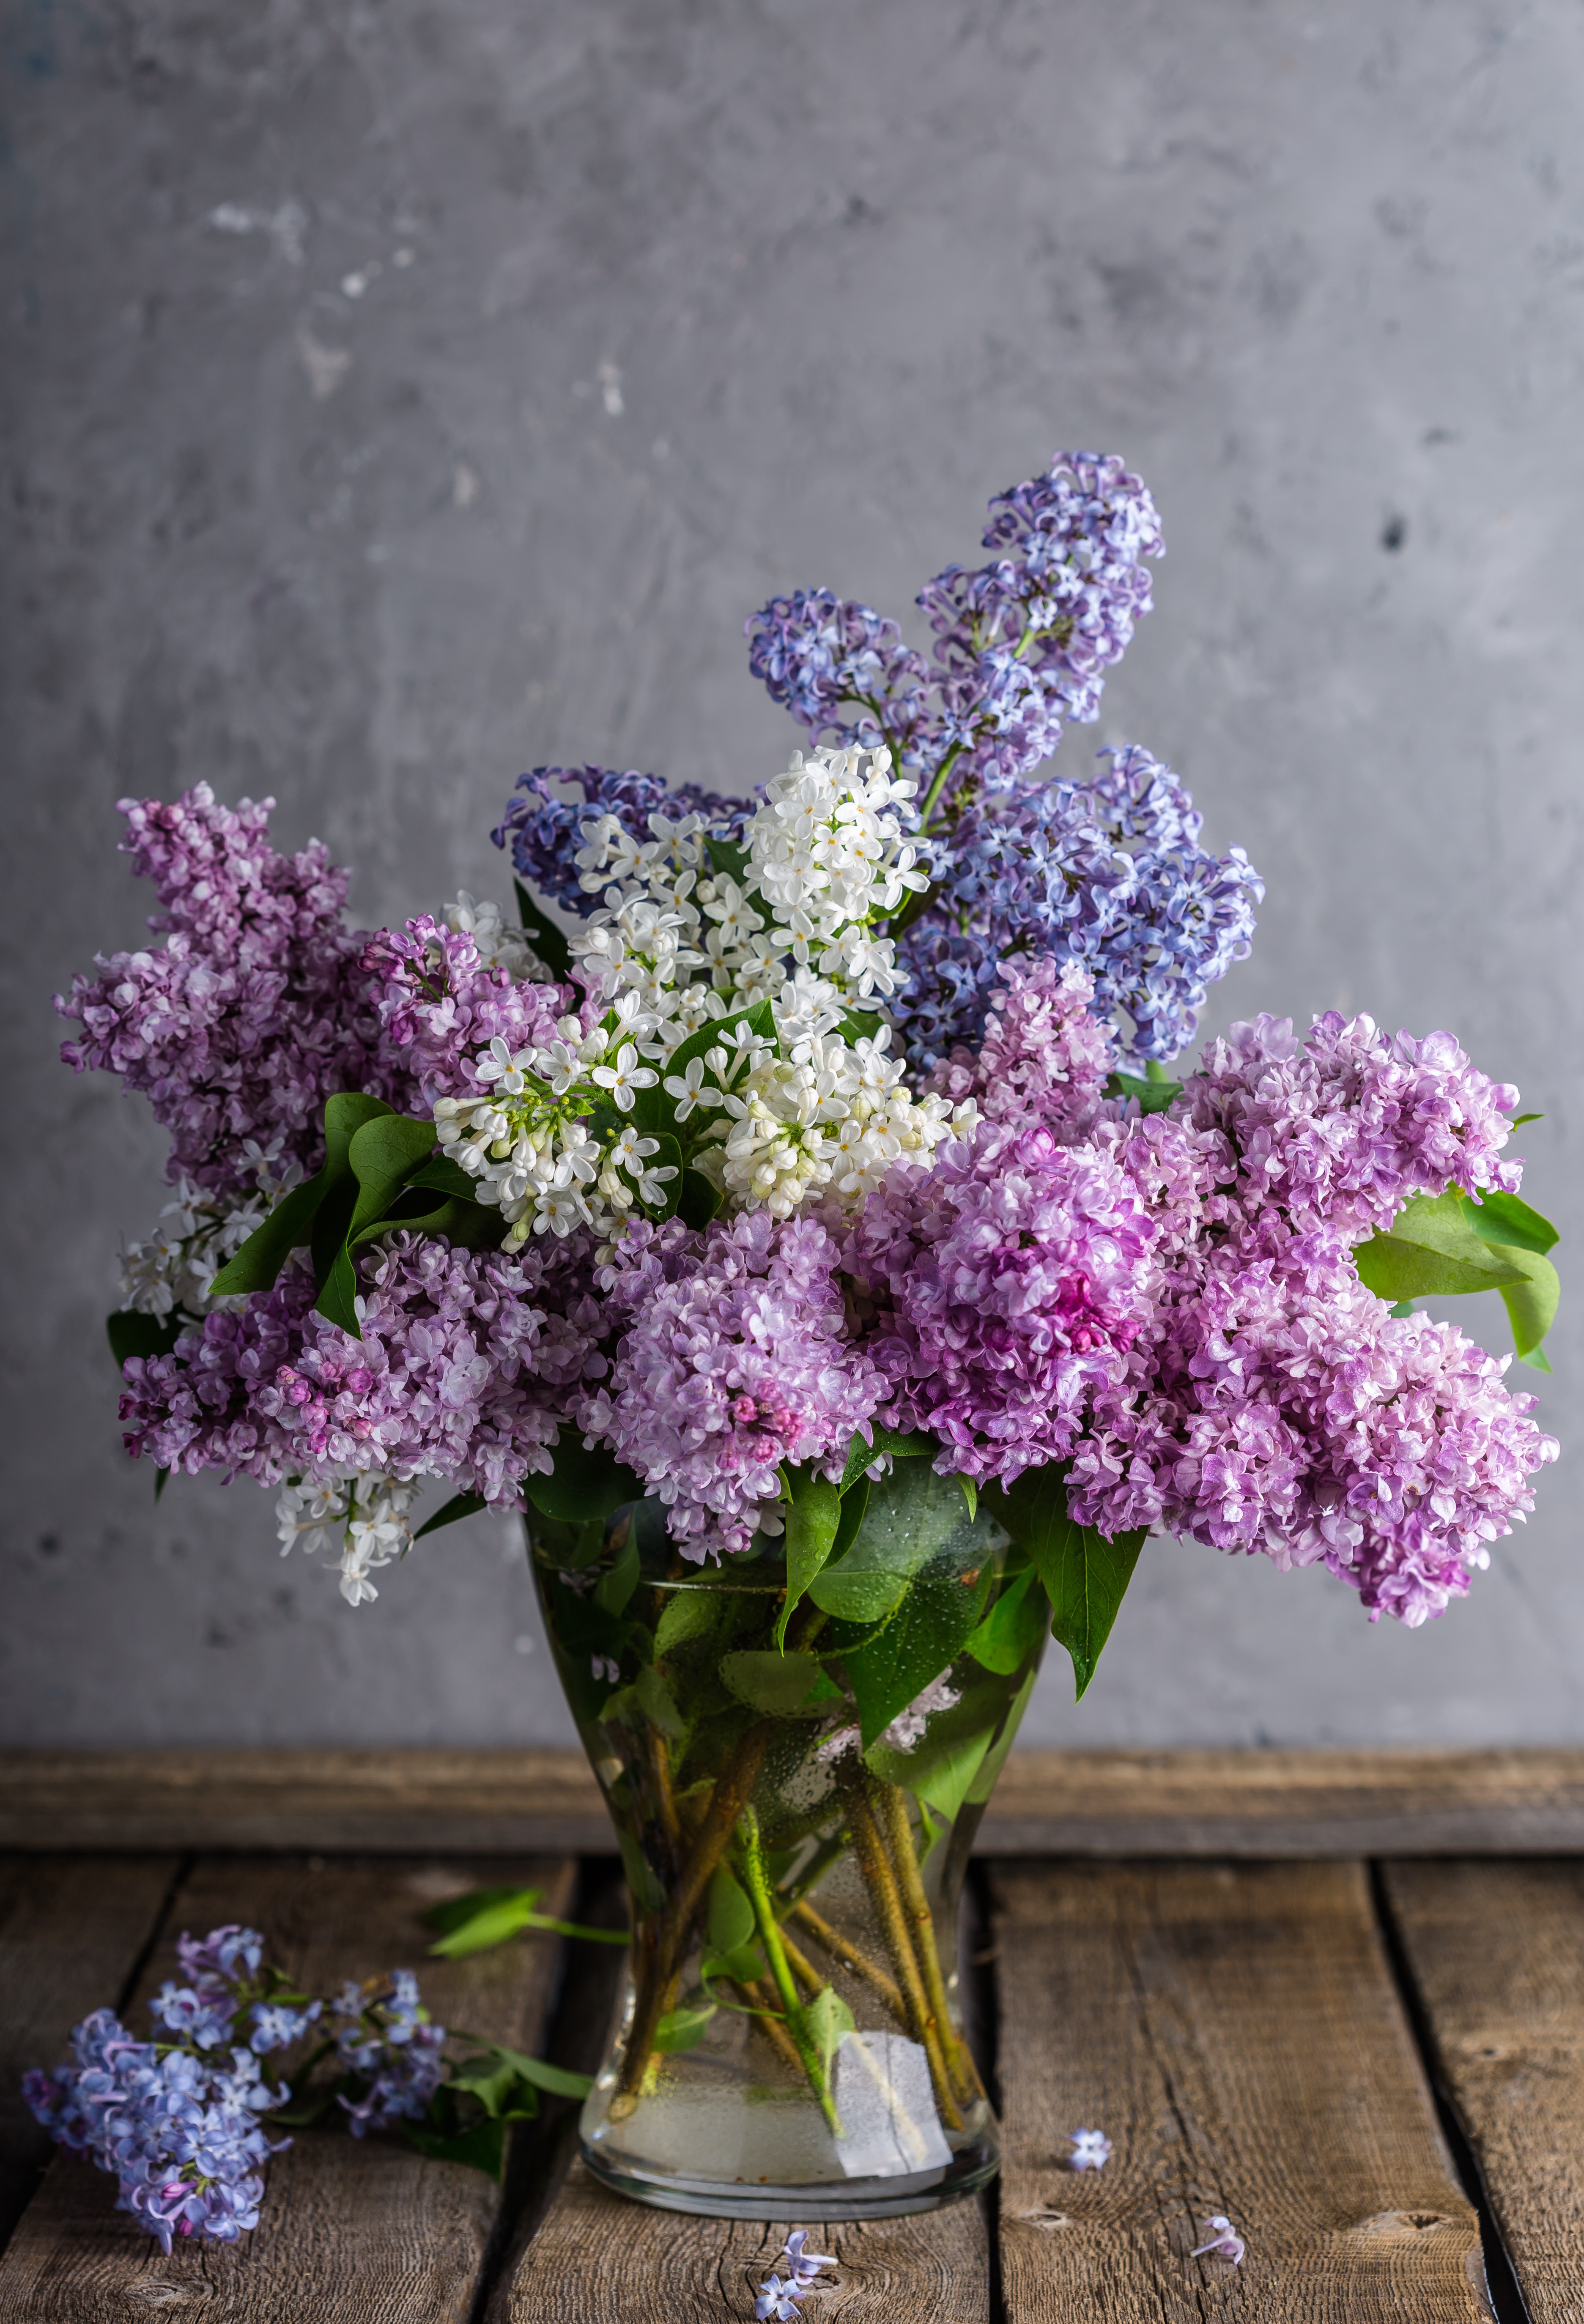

[1384,1858,1584,2324]
[0,1852,578,2324]
[991,1858,1494,2322]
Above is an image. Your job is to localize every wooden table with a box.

[2,1749,1582,2322]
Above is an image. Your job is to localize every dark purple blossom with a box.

[493,765,751,916]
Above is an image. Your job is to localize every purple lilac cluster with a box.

[493,765,751,915]
[56,786,413,1197]
[20,1926,316,2255]
[924,954,1115,1142]
[331,1972,447,2136]
[581,1211,883,1558]
[1067,1015,1557,1623]
[895,747,1262,1065]
[744,452,1162,799]
[362,916,576,1107]
[119,1233,605,1507]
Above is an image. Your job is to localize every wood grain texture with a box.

[8,1748,1584,1854]
[0,1853,576,2324]
[496,2157,988,2324]
[991,1860,1491,2321]
[0,1855,180,2257]
[1384,1858,1584,2323]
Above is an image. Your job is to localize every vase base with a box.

[579,2132,1000,2221]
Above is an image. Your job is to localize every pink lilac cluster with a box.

[846,1113,1157,1487]
[1187,1010,1523,1236]
[56,786,413,1197]
[925,954,1115,1140]
[1066,1016,1558,1623]
[362,915,576,1106]
[119,1234,605,1507]
[581,1211,883,1558]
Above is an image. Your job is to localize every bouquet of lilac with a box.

[58,451,1561,2215]
[22,1917,591,2250]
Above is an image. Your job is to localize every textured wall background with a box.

[4,0,1579,1749]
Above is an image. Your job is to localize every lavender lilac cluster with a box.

[493,765,750,916]
[896,746,1262,1064]
[331,1972,446,2135]
[21,1926,321,2254]
[745,451,1162,797]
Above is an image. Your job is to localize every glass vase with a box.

[528,1476,1044,2219]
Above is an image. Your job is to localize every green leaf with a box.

[1463,1188,1559,1258]
[207,1173,327,1298]
[655,1591,722,1653]
[677,1169,723,1230]
[406,2118,510,2177]
[525,1438,646,1524]
[594,1533,641,1617]
[1519,1345,1554,1374]
[965,1663,1041,1805]
[413,1491,488,1540]
[708,1866,757,1957]
[1510,1112,1544,1128]
[602,1661,684,1738]
[830,1474,869,1561]
[719,1650,824,1716]
[956,1475,978,1525]
[427,1891,546,1957]
[1492,1245,1560,1361]
[153,1466,170,1504]
[963,1565,1046,1675]
[406,1154,483,1202]
[644,1000,778,1141]
[513,878,573,979]
[776,1469,842,1649]
[1355,1189,1528,1303]
[785,1986,855,2082]
[838,1425,935,1494]
[841,1560,996,1747]
[837,1006,886,1047]
[1104,1069,1181,1116]
[346,1114,438,1237]
[987,1465,1147,1700]
[655,2002,718,2053]
[811,1458,976,1627]
[315,1241,362,1337]
[107,1310,184,1367]
[704,835,751,887]
[308,1093,399,1280]
[866,1679,1006,1820]
[487,2044,596,2099]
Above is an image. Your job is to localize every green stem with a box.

[739,1809,844,2138]
[836,1758,964,2132]
[918,741,964,829]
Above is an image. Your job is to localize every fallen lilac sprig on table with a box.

[1068,2127,1112,2171]
[1190,2214,1247,2265]
[755,2230,838,2317]
[22,1922,589,2252]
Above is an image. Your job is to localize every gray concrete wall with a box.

[4,0,1579,1750]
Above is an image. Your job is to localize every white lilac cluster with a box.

[120,1141,304,1319]
[275,1473,420,1606]
[441,889,548,982]
[433,745,973,1247]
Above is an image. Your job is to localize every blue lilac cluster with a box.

[895,747,1262,1065]
[22,1924,447,2251]
[493,765,751,915]
[20,1927,317,2254]
[743,452,1163,802]
[331,1971,447,2135]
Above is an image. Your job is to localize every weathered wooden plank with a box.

[0,1853,576,2324]
[496,2156,989,2324]
[7,1747,1584,1855]
[1384,1858,1584,2322]
[0,1856,180,2257]
[992,1860,1490,2321]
